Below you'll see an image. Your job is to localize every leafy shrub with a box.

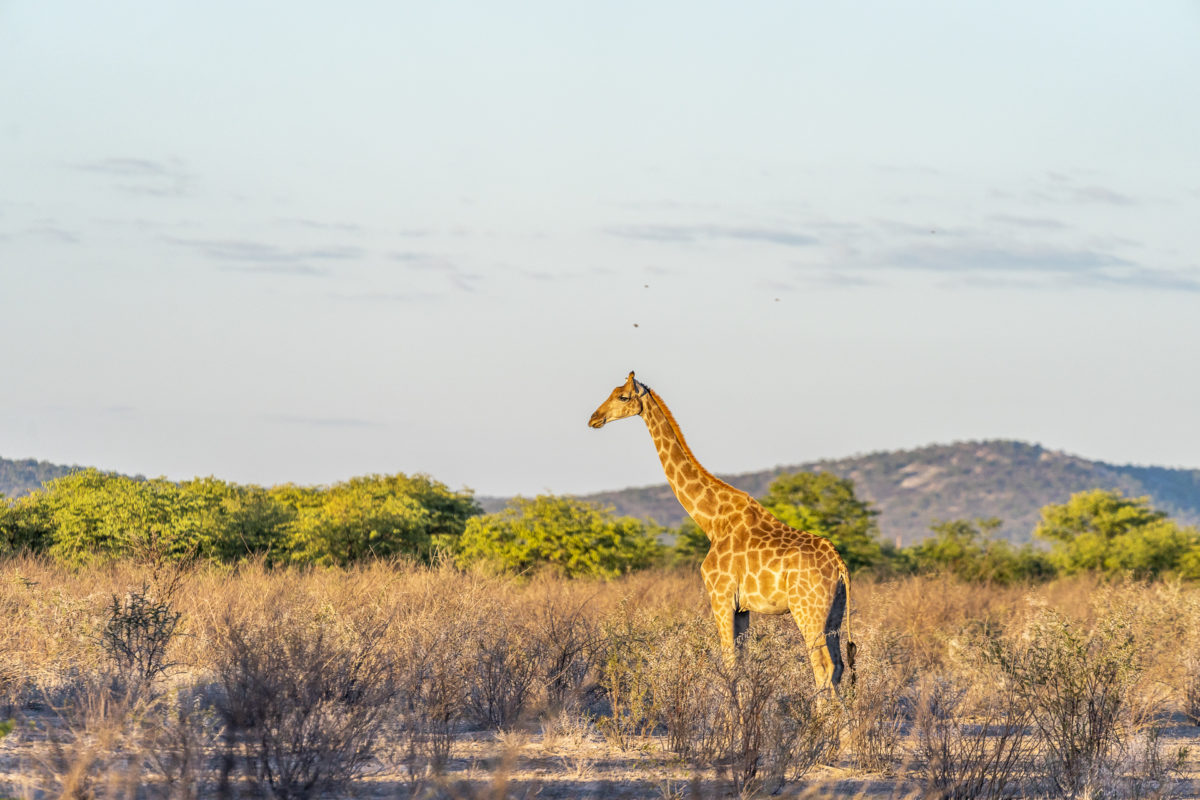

[282,474,478,566]
[903,517,1052,584]
[0,495,54,554]
[451,495,662,578]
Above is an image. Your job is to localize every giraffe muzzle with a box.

[588,413,607,429]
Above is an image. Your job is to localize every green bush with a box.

[40,470,207,565]
[0,494,54,554]
[2,469,478,567]
[282,474,478,566]
[903,518,1052,584]
[1035,489,1200,579]
[450,495,662,578]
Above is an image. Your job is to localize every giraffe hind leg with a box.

[799,621,836,691]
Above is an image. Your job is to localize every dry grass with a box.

[1,556,1200,798]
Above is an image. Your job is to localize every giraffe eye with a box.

[619,395,629,401]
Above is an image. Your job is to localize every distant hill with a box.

[0,456,87,499]
[483,441,1200,546]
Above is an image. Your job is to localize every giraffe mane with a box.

[644,388,720,485]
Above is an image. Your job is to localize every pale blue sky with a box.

[2,2,1198,496]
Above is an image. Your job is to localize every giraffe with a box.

[588,371,856,691]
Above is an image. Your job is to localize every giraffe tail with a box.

[841,563,857,688]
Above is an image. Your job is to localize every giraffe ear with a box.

[627,370,636,382]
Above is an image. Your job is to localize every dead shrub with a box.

[995,608,1145,798]
[767,679,843,788]
[1174,594,1200,727]
[840,626,914,773]
[526,585,600,712]
[914,672,1033,800]
[33,680,146,800]
[464,611,545,729]
[26,675,217,800]
[1184,654,1200,726]
[594,604,660,749]
[142,685,223,800]
[712,629,838,795]
[212,607,398,800]
[392,604,473,786]
[645,616,715,758]
[657,625,838,795]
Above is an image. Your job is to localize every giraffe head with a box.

[588,371,648,429]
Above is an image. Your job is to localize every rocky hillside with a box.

[495,440,1200,546]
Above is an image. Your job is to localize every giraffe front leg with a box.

[710,600,736,661]
[706,585,740,665]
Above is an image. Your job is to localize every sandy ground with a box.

[4,708,1198,799]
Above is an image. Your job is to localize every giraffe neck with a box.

[640,389,739,532]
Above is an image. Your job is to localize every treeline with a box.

[3,468,1200,583]
[0,469,479,567]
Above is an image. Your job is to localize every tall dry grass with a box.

[1,555,1199,798]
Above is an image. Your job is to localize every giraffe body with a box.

[589,371,855,690]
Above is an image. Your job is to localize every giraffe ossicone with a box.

[588,371,856,691]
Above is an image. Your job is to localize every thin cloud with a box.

[73,157,192,197]
[1072,267,1200,292]
[1070,185,1136,206]
[774,269,880,290]
[1028,172,1138,207]
[988,214,1070,230]
[74,158,173,177]
[607,224,819,247]
[872,219,973,238]
[167,237,363,274]
[25,223,81,244]
[810,269,880,288]
[854,241,1200,292]
[887,243,1133,274]
[388,251,482,292]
